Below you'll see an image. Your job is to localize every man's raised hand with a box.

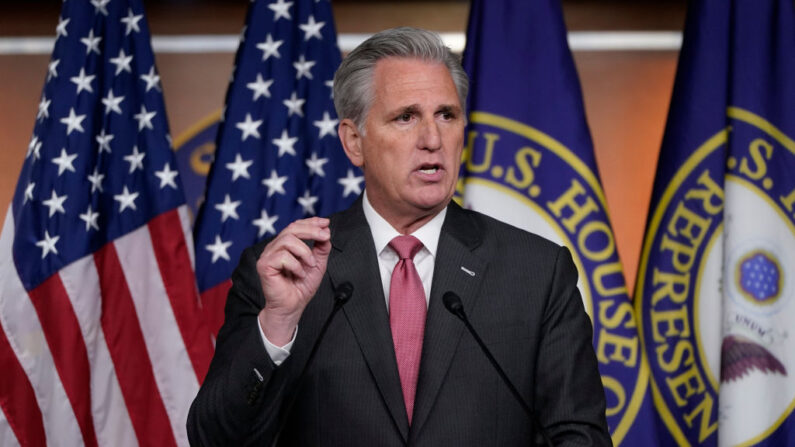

[256,217,331,346]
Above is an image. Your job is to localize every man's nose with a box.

[418,119,442,151]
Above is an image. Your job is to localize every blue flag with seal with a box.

[636,1,795,445]
[460,0,660,444]
[192,0,363,336]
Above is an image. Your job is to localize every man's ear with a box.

[338,118,364,167]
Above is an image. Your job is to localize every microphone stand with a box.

[443,291,555,447]
[270,282,353,446]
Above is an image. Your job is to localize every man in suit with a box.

[188,27,611,446]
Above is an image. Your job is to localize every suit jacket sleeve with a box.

[536,245,612,446]
[187,241,287,446]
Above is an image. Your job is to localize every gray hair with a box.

[333,27,469,130]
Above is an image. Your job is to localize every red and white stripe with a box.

[0,206,213,446]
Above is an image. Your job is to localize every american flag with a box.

[0,1,213,446]
[193,0,363,336]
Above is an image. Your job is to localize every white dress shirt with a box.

[259,191,446,365]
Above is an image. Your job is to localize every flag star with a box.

[257,33,283,61]
[154,163,179,189]
[121,8,143,35]
[247,74,273,100]
[299,15,325,41]
[297,190,319,215]
[252,209,279,238]
[283,91,305,117]
[70,67,95,95]
[268,0,293,21]
[206,235,232,263]
[47,59,60,81]
[87,167,105,193]
[27,135,42,160]
[114,186,139,212]
[95,129,114,153]
[236,113,262,141]
[313,111,339,138]
[102,89,124,115]
[23,182,35,203]
[91,0,110,16]
[79,205,100,231]
[133,105,156,131]
[60,107,86,135]
[80,29,102,55]
[338,169,364,197]
[325,79,334,98]
[52,148,78,176]
[293,55,316,80]
[42,190,67,217]
[123,146,146,173]
[140,66,161,92]
[37,96,51,120]
[215,194,242,222]
[305,153,329,177]
[262,170,288,197]
[272,129,298,157]
[35,230,60,259]
[110,49,134,75]
[226,154,253,181]
[239,25,247,43]
[56,16,70,38]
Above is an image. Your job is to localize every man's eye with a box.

[397,113,412,122]
[438,110,456,120]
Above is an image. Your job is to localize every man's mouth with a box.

[418,165,440,175]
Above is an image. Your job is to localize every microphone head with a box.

[334,281,354,306]
[442,291,465,320]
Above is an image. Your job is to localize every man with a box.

[188,27,611,446]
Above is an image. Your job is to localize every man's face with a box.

[342,57,465,227]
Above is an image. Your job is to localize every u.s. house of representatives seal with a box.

[636,107,795,446]
[460,111,649,445]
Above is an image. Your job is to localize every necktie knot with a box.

[389,235,423,260]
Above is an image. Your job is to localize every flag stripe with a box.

[58,257,137,447]
[201,281,232,337]
[90,331,139,447]
[0,211,83,447]
[0,323,44,447]
[147,208,212,382]
[94,243,177,447]
[0,408,22,447]
[114,225,200,446]
[27,275,98,447]
[178,206,196,269]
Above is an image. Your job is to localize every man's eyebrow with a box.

[385,104,420,116]
[437,104,461,114]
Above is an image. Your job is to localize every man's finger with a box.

[280,218,331,242]
[312,238,332,258]
[267,234,320,268]
[266,252,307,279]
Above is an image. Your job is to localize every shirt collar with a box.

[362,191,446,257]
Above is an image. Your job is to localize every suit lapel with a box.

[409,203,487,440]
[325,200,410,441]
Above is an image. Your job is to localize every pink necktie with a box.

[388,235,427,424]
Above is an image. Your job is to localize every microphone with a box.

[270,281,353,446]
[443,291,554,447]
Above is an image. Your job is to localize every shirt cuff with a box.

[257,320,297,366]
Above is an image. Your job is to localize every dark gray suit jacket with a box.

[188,199,611,446]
